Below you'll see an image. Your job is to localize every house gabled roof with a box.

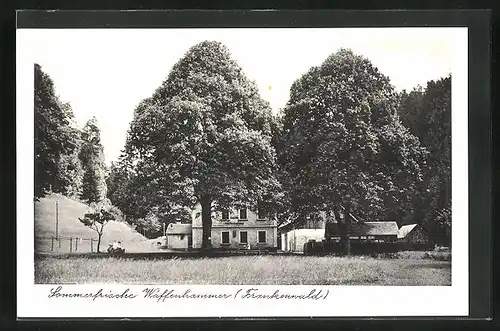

[397,224,418,239]
[325,221,399,237]
[166,223,192,235]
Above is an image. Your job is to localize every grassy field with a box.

[35,254,451,285]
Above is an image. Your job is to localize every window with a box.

[239,231,248,244]
[239,208,247,220]
[257,207,266,220]
[258,231,266,243]
[221,231,230,244]
[221,210,229,220]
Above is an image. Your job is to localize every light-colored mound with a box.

[35,194,147,251]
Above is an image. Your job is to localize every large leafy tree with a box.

[34,64,82,199]
[399,76,451,244]
[279,49,427,254]
[79,117,107,203]
[125,41,280,248]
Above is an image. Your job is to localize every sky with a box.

[28,28,453,166]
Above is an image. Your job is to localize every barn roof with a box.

[166,223,192,235]
[325,221,399,237]
[397,224,418,239]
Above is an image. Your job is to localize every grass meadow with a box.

[35,253,451,285]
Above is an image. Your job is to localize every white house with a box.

[191,202,277,250]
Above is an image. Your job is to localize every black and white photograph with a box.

[16,14,472,318]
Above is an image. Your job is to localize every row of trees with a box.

[399,76,451,241]
[107,41,451,250]
[35,63,173,239]
[35,63,107,203]
[35,64,116,252]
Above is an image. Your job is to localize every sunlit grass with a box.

[35,255,451,286]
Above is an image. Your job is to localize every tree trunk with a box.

[339,205,351,256]
[200,195,213,250]
[97,233,102,253]
[345,210,351,256]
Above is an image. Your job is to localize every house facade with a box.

[191,202,277,250]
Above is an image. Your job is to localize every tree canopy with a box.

[124,41,281,247]
[278,49,427,252]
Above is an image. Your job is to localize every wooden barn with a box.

[397,224,432,244]
[325,221,399,243]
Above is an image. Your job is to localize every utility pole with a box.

[162,222,165,237]
[55,201,59,240]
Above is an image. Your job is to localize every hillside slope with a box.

[35,194,150,252]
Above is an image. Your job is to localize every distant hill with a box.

[35,194,150,252]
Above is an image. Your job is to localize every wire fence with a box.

[35,236,101,253]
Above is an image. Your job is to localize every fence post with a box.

[91,238,93,253]
[75,237,78,251]
[51,237,54,251]
[70,237,73,253]
[58,237,61,248]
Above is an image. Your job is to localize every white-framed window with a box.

[258,230,266,243]
[239,231,248,244]
[221,231,230,244]
[239,208,247,220]
[221,210,229,220]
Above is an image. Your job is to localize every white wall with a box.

[281,229,325,252]
[167,234,190,249]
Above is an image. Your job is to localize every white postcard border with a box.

[17,27,468,318]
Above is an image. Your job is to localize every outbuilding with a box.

[280,228,325,253]
[166,223,192,250]
[325,221,399,243]
[397,224,433,249]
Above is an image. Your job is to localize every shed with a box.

[166,223,192,250]
[325,221,399,243]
